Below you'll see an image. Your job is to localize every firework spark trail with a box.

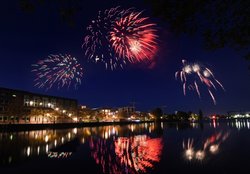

[215,79,225,91]
[208,89,216,105]
[175,59,224,105]
[32,54,83,90]
[194,81,201,98]
[183,83,186,96]
[83,6,158,70]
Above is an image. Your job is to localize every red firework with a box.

[110,11,158,62]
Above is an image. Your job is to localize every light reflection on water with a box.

[0,123,156,165]
[0,119,250,173]
[182,131,230,161]
[0,128,79,165]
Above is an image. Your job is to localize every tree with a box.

[166,114,175,121]
[19,0,82,27]
[198,109,203,121]
[18,0,250,52]
[151,107,163,121]
[176,111,190,121]
[145,0,250,67]
[17,0,250,67]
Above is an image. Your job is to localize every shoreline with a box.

[0,120,154,132]
[0,119,243,132]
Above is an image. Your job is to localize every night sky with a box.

[0,0,249,116]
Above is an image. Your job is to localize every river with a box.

[0,120,250,173]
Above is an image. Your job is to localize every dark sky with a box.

[0,0,249,116]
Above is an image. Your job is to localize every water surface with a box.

[1,120,250,173]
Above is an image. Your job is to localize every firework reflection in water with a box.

[89,135,163,174]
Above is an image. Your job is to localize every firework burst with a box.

[175,59,225,105]
[110,10,158,62]
[32,54,83,90]
[83,7,158,70]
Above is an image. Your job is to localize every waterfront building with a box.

[227,111,250,119]
[78,105,97,122]
[118,106,135,119]
[96,107,118,122]
[0,87,78,124]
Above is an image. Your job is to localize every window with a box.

[43,97,49,107]
[34,96,40,107]
[51,99,56,108]
[24,95,29,106]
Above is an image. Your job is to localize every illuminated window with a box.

[29,101,34,106]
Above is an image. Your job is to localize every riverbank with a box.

[0,120,154,132]
[1,119,237,132]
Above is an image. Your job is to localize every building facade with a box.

[118,106,135,119]
[0,87,78,124]
[227,111,250,119]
